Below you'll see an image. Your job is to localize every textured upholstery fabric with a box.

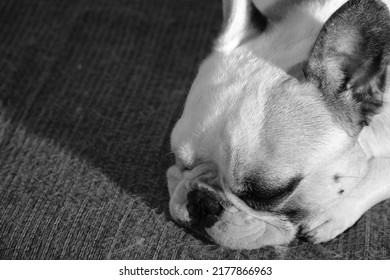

[0,0,389,259]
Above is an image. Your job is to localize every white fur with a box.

[168,0,390,248]
[249,0,349,70]
[217,0,255,52]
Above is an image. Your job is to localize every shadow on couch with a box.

[0,0,220,216]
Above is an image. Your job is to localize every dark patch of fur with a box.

[187,189,223,228]
[238,174,303,211]
[250,2,268,32]
[279,207,310,225]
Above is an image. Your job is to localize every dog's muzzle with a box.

[167,164,228,231]
[167,164,297,249]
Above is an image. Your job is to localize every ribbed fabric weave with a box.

[0,0,389,259]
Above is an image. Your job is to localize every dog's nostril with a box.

[187,189,223,228]
[199,195,222,215]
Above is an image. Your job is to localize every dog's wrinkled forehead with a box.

[171,49,337,175]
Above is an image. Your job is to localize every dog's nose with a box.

[186,189,223,228]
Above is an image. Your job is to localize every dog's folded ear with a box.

[215,0,268,53]
[305,0,390,130]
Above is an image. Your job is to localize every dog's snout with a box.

[187,189,223,228]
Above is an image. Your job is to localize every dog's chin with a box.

[205,207,297,250]
[167,166,297,250]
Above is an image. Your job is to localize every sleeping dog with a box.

[167,0,390,249]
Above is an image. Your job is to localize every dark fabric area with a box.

[0,0,389,259]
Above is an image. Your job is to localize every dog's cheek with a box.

[289,176,339,216]
[295,154,369,215]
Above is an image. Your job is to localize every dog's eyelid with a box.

[241,174,302,197]
[182,165,192,171]
[302,68,308,79]
[173,152,191,169]
[174,156,198,171]
[284,175,303,192]
[176,160,192,171]
[173,155,187,170]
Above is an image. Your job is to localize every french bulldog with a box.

[167,0,390,249]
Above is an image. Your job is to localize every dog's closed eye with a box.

[238,175,303,210]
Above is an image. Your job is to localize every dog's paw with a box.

[300,200,361,244]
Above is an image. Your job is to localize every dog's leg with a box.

[301,157,390,244]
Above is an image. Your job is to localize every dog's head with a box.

[167,0,390,249]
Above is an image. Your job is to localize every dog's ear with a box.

[305,0,390,131]
[215,0,268,53]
